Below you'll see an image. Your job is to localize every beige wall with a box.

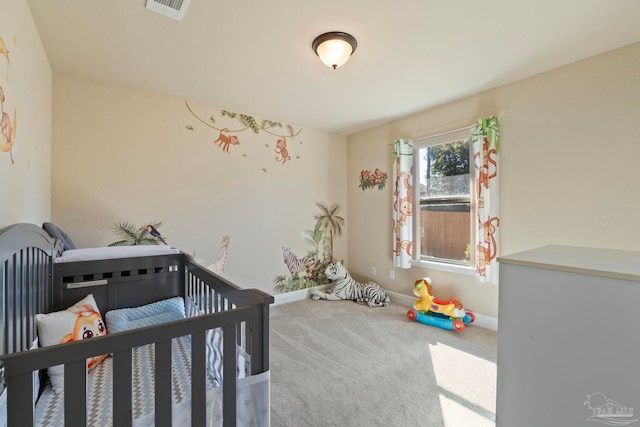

[52,74,347,294]
[48,37,640,316]
[0,0,52,227]
[347,42,640,318]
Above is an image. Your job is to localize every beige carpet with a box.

[269,298,496,427]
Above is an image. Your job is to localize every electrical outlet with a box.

[371,267,377,276]
[389,269,395,280]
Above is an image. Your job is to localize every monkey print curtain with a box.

[471,116,500,283]
[392,139,414,269]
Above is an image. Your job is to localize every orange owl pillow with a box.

[36,294,108,393]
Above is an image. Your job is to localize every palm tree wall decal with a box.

[313,202,345,262]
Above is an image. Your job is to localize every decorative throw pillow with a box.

[36,294,108,392]
[42,222,76,251]
[105,296,185,333]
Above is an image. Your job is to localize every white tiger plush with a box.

[310,261,390,308]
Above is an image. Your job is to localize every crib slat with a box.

[191,330,206,427]
[113,348,133,427]
[249,317,262,375]
[7,254,15,354]
[0,266,3,357]
[155,339,172,427]
[260,302,271,374]
[7,371,33,426]
[19,249,26,353]
[222,324,237,427]
[64,359,87,427]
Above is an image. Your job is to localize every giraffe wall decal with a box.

[207,235,230,276]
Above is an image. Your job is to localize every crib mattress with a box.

[54,245,180,263]
[35,335,217,426]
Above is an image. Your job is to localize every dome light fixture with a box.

[312,31,358,70]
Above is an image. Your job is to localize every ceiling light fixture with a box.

[312,32,357,70]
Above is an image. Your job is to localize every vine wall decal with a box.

[184,100,302,170]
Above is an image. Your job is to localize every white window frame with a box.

[411,127,477,275]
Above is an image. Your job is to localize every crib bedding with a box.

[35,335,217,426]
[54,245,180,263]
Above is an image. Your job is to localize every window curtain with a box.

[392,139,413,268]
[471,116,500,283]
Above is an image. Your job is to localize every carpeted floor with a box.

[269,298,497,427]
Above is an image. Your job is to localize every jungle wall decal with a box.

[273,202,344,293]
[184,100,302,171]
[205,235,231,277]
[0,35,16,164]
[358,168,388,190]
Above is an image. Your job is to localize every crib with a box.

[0,223,273,426]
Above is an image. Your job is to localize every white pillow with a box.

[36,294,108,392]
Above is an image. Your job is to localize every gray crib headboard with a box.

[0,223,56,359]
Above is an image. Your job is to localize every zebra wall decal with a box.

[281,246,310,276]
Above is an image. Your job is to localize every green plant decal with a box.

[109,221,165,246]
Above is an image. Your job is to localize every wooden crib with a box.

[0,223,273,426]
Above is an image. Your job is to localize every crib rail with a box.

[0,304,264,427]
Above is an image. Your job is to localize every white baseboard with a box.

[273,288,498,331]
[387,290,498,331]
[386,290,419,308]
[273,284,330,306]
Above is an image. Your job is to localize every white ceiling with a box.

[26,0,640,135]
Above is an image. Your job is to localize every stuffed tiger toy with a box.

[310,261,390,308]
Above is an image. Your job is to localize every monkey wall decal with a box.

[274,137,291,164]
[359,168,388,190]
[0,86,16,164]
[0,36,16,164]
[213,127,241,153]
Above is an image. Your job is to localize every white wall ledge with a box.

[411,259,476,276]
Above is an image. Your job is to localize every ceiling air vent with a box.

[145,0,191,21]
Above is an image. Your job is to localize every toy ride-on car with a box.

[407,278,475,332]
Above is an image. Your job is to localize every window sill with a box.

[411,259,476,276]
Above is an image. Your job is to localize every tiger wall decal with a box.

[310,261,390,308]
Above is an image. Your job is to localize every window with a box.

[413,128,475,267]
